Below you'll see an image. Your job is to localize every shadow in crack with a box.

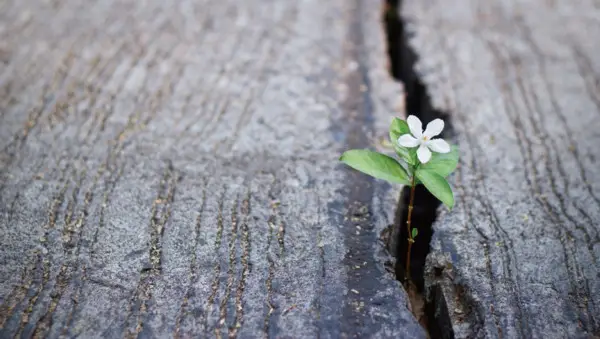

[383,0,456,337]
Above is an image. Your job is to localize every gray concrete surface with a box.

[0,0,426,338]
[400,0,600,338]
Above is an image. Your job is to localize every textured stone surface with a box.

[400,0,600,338]
[0,1,426,338]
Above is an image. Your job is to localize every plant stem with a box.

[405,174,417,282]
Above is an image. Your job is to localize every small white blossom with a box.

[398,115,450,163]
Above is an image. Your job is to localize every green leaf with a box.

[416,168,454,209]
[400,148,418,166]
[340,149,410,185]
[389,118,410,142]
[389,118,418,165]
[411,228,418,239]
[420,145,459,178]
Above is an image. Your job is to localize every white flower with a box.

[397,115,450,163]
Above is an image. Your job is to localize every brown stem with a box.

[405,174,417,282]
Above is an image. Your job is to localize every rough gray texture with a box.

[401,0,600,338]
[0,0,426,338]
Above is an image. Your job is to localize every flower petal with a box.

[423,118,444,138]
[398,134,420,148]
[406,115,423,138]
[427,138,451,153]
[417,144,432,163]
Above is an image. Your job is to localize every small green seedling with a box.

[340,115,459,282]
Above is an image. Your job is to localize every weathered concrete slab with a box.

[400,0,600,338]
[0,0,426,338]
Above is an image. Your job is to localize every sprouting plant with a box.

[339,115,459,282]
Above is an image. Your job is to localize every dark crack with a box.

[383,0,456,337]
